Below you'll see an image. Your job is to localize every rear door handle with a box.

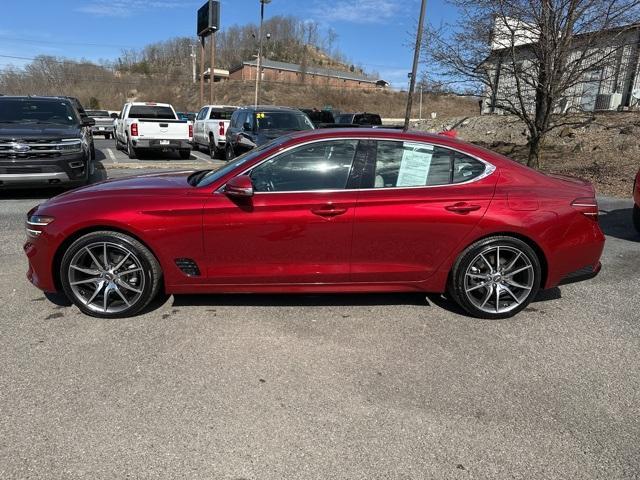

[311,205,348,217]
[445,202,482,214]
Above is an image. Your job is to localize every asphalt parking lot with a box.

[0,139,639,479]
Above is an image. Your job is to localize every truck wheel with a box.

[179,149,191,160]
[114,135,121,151]
[127,138,137,160]
[209,136,218,159]
[633,205,640,233]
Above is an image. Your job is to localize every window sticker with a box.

[256,112,266,119]
[396,143,434,187]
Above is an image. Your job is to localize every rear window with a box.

[210,109,235,120]
[334,114,353,124]
[128,106,176,119]
[0,99,79,125]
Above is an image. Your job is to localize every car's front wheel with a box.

[448,236,541,319]
[633,204,640,233]
[60,231,162,318]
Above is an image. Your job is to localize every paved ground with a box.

[0,140,639,479]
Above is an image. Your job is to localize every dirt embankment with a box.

[414,113,640,197]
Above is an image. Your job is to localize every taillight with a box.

[218,121,224,136]
[571,197,599,220]
[130,123,138,136]
[188,124,193,138]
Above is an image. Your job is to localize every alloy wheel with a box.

[67,241,145,314]
[463,245,535,314]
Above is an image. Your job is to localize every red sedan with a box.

[24,129,605,319]
[634,168,640,233]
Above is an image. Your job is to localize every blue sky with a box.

[0,0,457,87]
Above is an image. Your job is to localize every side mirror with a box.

[243,122,252,132]
[82,117,96,127]
[225,175,254,198]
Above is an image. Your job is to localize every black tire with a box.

[127,137,137,159]
[60,231,162,318]
[114,134,121,150]
[90,143,96,161]
[192,142,200,152]
[104,133,111,140]
[448,236,541,319]
[179,149,191,160]
[633,204,640,233]
[209,136,219,159]
[225,145,235,161]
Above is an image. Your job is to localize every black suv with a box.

[300,108,335,127]
[0,96,96,187]
[225,106,314,160]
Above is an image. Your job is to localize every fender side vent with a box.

[175,258,201,277]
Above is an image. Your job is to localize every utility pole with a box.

[403,0,427,131]
[254,0,271,107]
[419,87,423,120]
[190,44,197,84]
[209,33,216,104]
[199,36,205,106]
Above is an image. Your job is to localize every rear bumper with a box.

[0,154,88,186]
[131,138,192,150]
[91,126,113,135]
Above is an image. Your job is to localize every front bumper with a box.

[131,138,192,150]
[0,153,88,186]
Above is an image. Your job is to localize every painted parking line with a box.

[191,150,213,163]
[106,148,117,163]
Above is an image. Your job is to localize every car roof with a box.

[0,95,73,102]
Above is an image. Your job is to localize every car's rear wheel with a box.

[60,231,162,318]
[449,236,541,319]
[209,136,219,159]
[127,137,137,159]
[633,204,640,233]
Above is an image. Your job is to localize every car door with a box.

[194,107,208,144]
[202,139,364,284]
[350,139,498,282]
[117,104,129,141]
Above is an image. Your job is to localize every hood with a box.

[0,124,82,141]
[43,170,195,207]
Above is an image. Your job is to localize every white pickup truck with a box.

[115,102,193,159]
[193,105,237,159]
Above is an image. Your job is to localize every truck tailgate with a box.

[136,119,190,140]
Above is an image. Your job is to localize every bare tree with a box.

[427,0,640,167]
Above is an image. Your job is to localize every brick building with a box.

[229,59,388,89]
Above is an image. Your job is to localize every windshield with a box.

[0,99,79,125]
[256,111,314,131]
[128,106,176,119]
[196,136,291,187]
[86,110,109,117]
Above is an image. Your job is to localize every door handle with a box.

[445,202,482,214]
[311,205,348,217]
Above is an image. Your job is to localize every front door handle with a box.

[311,205,348,217]
[445,202,482,214]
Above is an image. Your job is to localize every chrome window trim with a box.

[222,136,496,194]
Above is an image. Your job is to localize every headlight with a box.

[26,215,54,238]
[58,140,82,154]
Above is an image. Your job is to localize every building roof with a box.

[231,59,383,84]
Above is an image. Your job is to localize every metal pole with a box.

[403,0,427,131]
[254,0,268,107]
[190,45,197,84]
[199,36,205,106]
[210,33,216,104]
[419,87,423,120]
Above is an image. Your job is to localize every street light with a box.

[254,0,271,107]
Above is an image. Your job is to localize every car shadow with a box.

[598,207,639,242]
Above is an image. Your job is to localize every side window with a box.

[245,112,255,130]
[249,140,359,192]
[231,111,244,129]
[196,108,207,121]
[371,141,485,188]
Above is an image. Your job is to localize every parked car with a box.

[25,128,605,319]
[334,112,383,126]
[114,102,193,159]
[225,106,314,160]
[193,105,238,159]
[301,108,335,127]
[86,109,115,139]
[53,96,95,160]
[634,168,640,232]
[0,96,95,187]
